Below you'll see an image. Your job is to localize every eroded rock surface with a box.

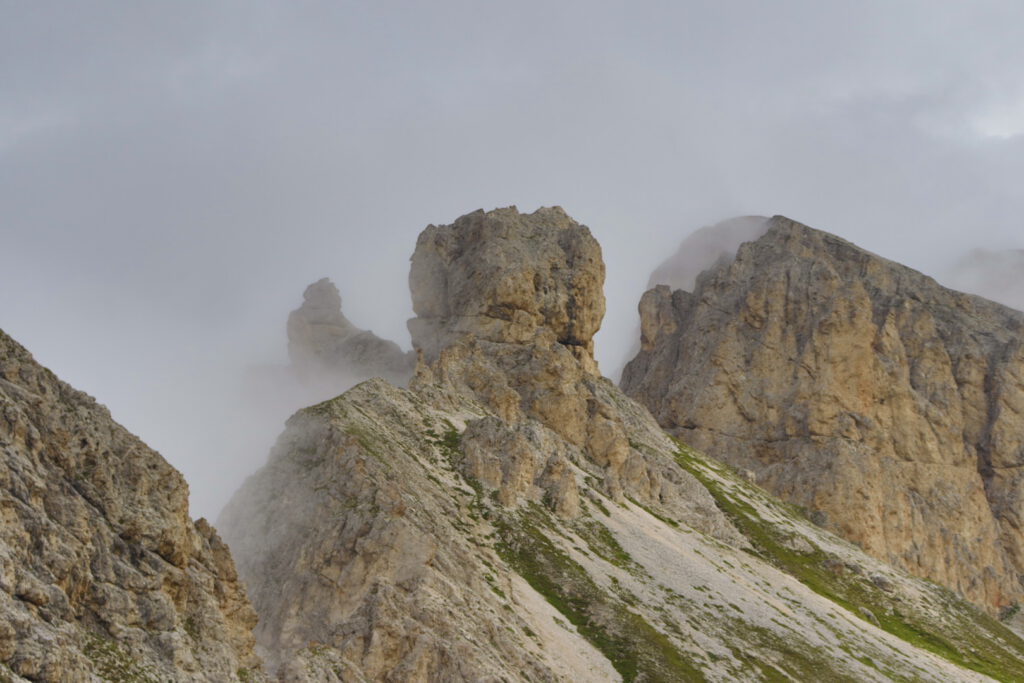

[0,329,263,681]
[622,215,1024,609]
[288,277,414,387]
[408,207,734,527]
[218,207,743,680]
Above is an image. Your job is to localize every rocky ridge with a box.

[622,215,1024,611]
[220,207,1024,681]
[0,329,263,681]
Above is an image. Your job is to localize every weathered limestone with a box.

[408,207,738,531]
[218,207,1024,681]
[0,329,263,681]
[622,215,1024,609]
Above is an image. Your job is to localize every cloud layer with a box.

[4,1,1024,517]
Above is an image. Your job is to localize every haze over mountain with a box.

[4,1,1024,518]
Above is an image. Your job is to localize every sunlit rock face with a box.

[287,277,415,387]
[0,329,264,681]
[623,215,1024,610]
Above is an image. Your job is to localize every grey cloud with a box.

[3,0,1024,518]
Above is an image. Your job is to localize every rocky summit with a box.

[218,207,1024,681]
[0,330,263,681]
[622,215,1024,612]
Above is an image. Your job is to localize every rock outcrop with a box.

[622,215,1024,610]
[288,278,414,387]
[0,329,263,681]
[408,207,733,520]
[220,207,1024,681]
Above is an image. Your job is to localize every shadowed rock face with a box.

[0,329,263,681]
[622,215,1024,609]
[287,277,414,387]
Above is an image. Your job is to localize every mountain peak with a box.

[408,205,605,366]
[623,216,1024,610]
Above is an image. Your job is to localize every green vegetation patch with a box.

[425,419,464,472]
[673,439,1024,682]
[83,633,160,683]
[626,495,680,529]
[495,506,704,682]
[572,518,641,574]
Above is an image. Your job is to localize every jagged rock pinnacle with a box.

[408,205,605,368]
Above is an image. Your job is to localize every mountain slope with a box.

[0,329,264,681]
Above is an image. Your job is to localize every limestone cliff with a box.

[287,278,414,387]
[622,215,1024,610]
[0,329,263,681]
[220,207,1024,681]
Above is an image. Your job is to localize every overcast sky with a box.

[4,1,1024,519]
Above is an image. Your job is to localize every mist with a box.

[4,1,1024,519]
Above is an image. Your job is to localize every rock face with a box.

[220,206,1024,681]
[622,215,1024,610]
[408,207,605,366]
[612,215,769,382]
[0,329,263,681]
[407,206,731,517]
[288,277,414,386]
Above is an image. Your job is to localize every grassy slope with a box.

[672,440,1024,682]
